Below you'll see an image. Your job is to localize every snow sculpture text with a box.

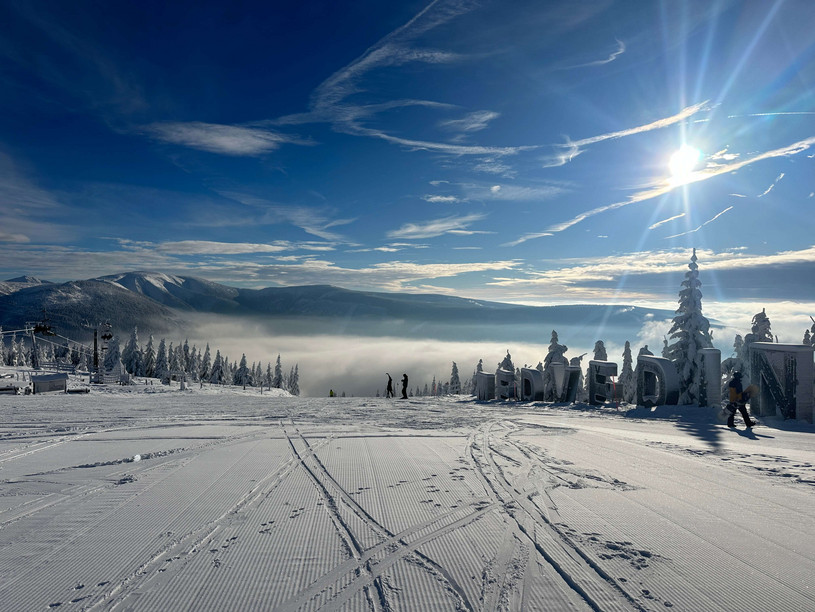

[521,367,544,401]
[636,355,680,407]
[749,343,814,423]
[475,371,495,401]
[495,369,517,400]
[697,348,721,408]
[588,360,618,405]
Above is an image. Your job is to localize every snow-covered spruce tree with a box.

[273,354,283,388]
[233,354,253,388]
[804,329,812,346]
[0,328,5,365]
[449,362,461,394]
[264,363,272,388]
[121,327,142,376]
[593,340,607,361]
[188,346,199,382]
[209,350,225,384]
[498,351,514,372]
[289,364,300,396]
[183,339,191,373]
[665,248,713,405]
[154,339,169,381]
[199,344,211,381]
[167,342,177,375]
[104,336,122,373]
[142,336,156,378]
[619,341,635,404]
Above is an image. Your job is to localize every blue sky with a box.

[1,0,814,308]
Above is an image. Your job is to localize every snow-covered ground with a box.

[1,372,814,611]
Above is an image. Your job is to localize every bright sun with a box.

[669,144,701,183]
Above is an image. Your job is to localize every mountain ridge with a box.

[0,271,679,344]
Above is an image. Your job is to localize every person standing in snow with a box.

[726,371,757,428]
[386,373,394,398]
[401,373,408,399]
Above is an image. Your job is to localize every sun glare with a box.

[669,144,701,184]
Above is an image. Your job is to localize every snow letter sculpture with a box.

[475,371,495,401]
[588,360,618,405]
[749,343,814,422]
[636,355,681,407]
[697,348,721,408]
[495,368,516,400]
[521,367,544,401]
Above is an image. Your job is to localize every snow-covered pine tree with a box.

[183,339,191,373]
[0,328,5,365]
[167,342,177,375]
[499,351,514,372]
[264,362,272,388]
[155,339,169,381]
[121,327,142,376]
[200,344,211,381]
[619,341,635,404]
[804,329,812,345]
[209,350,225,384]
[234,354,252,388]
[143,335,156,378]
[273,354,283,388]
[593,341,607,361]
[9,334,18,366]
[188,346,199,381]
[665,248,713,405]
[289,364,300,396]
[104,336,122,373]
[449,362,461,394]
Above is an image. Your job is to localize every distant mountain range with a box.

[0,271,678,345]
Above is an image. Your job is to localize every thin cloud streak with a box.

[649,213,685,230]
[560,38,626,69]
[387,213,487,239]
[757,173,784,197]
[145,122,307,156]
[663,206,733,239]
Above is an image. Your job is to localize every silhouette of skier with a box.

[401,373,408,399]
[386,373,394,398]
[726,371,757,428]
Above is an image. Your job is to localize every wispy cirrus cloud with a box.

[387,213,487,239]
[559,38,626,70]
[649,213,685,230]
[145,122,308,156]
[663,206,733,239]
[438,110,500,141]
[512,134,815,245]
[423,194,462,204]
[757,173,785,197]
[543,100,711,167]
[214,191,356,241]
[485,245,815,302]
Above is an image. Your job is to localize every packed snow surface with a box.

[1,378,814,611]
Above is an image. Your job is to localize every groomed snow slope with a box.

[1,385,813,611]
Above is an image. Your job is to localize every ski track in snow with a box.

[0,391,814,611]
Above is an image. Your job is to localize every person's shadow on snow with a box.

[735,427,774,440]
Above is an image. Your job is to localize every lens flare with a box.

[669,144,701,184]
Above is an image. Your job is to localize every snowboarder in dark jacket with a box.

[401,373,408,399]
[726,372,756,428]
[386,373,394,398]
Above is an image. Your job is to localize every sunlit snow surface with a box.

[1,375,814,611]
